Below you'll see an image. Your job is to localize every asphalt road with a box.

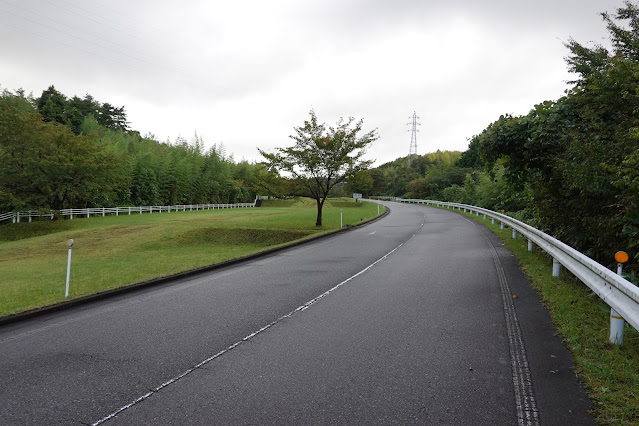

[0,202,593,425]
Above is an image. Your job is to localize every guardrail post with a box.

[552,258,561,277]
[610,254,628,345]
[512,229,517,239]
[491,217,494,224]
[476,211,479,216]
[483,214,486,220]
[610,305,624,345]
[528,239,533,252]
[500,222,504,230]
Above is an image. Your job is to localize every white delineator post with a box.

[340,209,343,229]
[610,251,629,345]
[65,239,74,298]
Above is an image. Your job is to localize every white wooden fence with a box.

[1,202,257,224]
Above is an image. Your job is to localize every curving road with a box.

[0,202,593,425]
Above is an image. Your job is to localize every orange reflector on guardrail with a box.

[615,251,629,264]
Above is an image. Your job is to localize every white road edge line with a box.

[91,242,405,426]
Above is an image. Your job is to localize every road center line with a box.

[92,242,405,425]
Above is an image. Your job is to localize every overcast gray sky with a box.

[0,0,622,165]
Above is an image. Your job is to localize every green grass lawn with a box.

[0,198,385,317]
[449,206,639,425]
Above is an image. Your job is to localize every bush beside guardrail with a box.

[1,202,257,224]
[396,198,638,345]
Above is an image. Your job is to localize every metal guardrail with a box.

[1,202,257,224]
[396,198,639,343]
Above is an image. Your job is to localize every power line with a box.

[0,0,162,68]
[0,1,204,91]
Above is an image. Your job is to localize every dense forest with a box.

[0,86,268,211]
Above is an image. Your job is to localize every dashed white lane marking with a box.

[92,242,405,425]
[368,231,377,235]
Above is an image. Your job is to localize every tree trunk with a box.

[315,197,323,226]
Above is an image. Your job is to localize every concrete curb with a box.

[0,204,390,327]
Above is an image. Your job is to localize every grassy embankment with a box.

[449,207,639,425]
[0,198,384,318]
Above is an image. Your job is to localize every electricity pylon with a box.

[407,111,420,165]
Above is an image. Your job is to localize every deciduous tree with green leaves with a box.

[259,110,378,226]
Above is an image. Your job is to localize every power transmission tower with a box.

[407,111,420,165]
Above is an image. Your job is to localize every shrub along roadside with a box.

[458,209,639,425]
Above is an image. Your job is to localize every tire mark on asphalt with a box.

[464,217,540,426]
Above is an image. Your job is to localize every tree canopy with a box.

[0,87,264,211]
[259,110,377,226]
